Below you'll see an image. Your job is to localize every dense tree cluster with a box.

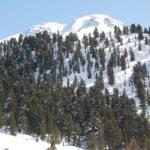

[0,24,150,149]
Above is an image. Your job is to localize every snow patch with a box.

[0,130,82,150]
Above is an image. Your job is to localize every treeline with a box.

[0,24,150,149]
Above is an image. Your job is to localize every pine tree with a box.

[99,48,105,70]
[132,62,146,117]
[123,26,129,35]
[138,42,142,51]
[145,37,149,45]
[138,31,144,40]
[137,80,146,116]
[130,24,137,33]
[97,130,105,150]
[82,35,89,49]
[144,28,149,34]
[107,62,115,85]
[145,137,150,150]
[105,88,110,106]
[0,48,4,127]
[22,113,29,134]
[93,27,99,38]
[10,111,16,136]
[130,49,135,61]
[104,38,109,47]
[87,62,92,79]
[126,138,140,150]
[88,132,97,150]
[50,129,57,150]
[0,100,3,127]
[121,55,126,70]
[100,32,106,42]
[95,72,104,91]
[137,24,142,33]
[46,110,53,135]
[104,118,122,149]
[39,112,47,140]
[64,113,73,143]
[72,123,81,146]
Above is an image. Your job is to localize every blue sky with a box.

[0,0,150,39]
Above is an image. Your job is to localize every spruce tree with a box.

[107,62,115,85]
[138,42,142,51]
[130,49,135,61]
[121,55,126,70]
[50,130,57,150]
[99,48,105,70]
[97,130,105,150]
[64,113,73,143]
[72,123,81,147]
[93,27,99,38]
[10,111,16,136]
[145,37,148,45]
[88,132,97,150]
[0,100,3,127]
[138,31,144,40]
[145,137,150,150]
[130,24,137,33]
[126,138,140,150]
[104,118,122,149]
[39,112,46,140]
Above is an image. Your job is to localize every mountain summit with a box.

[62,14,125,37]
[0,14,125,41]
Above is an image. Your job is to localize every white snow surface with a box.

[0,129,82,150]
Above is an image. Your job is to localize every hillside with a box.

[0,14,150,149]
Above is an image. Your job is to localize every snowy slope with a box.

[0,130,82,150]
[1,14,150,105]
[1,14,150,109]
[62,33,150,113]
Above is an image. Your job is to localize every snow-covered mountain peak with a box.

[24,22,66,36]
[0,13,125,41]
[62,14,125,37]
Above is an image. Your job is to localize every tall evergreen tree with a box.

[10,111,16,135]
[88,132,97,150]
[93,27,99,38]
[97,130,105,150]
